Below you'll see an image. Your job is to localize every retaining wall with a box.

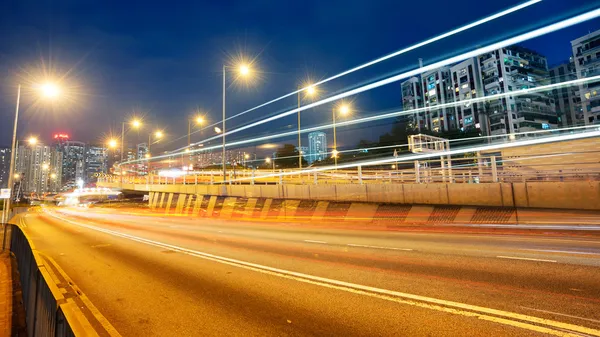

[101,181,600,211]
[145,191,600,226]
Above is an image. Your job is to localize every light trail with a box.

[191,0,541,132]
[229,130,600,182]
[121,72,600,165]
[192,74,600,149]
[214,9,600,142]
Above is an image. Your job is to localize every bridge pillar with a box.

[358,165,363,185]
[415,160,421,183]
[491,156,498,182]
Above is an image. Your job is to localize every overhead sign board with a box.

[0,189,11,199]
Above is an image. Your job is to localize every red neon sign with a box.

[53,133,70,139]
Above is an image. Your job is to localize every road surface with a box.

[15,206,600,336]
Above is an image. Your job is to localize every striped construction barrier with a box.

[144,191,599,226]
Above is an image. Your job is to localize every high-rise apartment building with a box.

[479,46,556,135]
[549,59,583,127]
[401,46,557,136]
[449,58,487,134]
[15,144,62,193]
[401,77,423,130]
[57,140,86,187]
[420,66,456,133]
[307,132,327,164]
[0,148,9,188]
[85,145,107,182]
[571,29,600,125]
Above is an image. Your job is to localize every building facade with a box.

[420,66,456,133]
[478,46,556,135]
[0,148,9,189]
[571,29,600,125]
[449,58,487,134]
[15,144,63,194]
[549,59,583,127]
[307,132,327,164]
[85,145,107,182]
[401,77,423,131]
[58,140,86,188]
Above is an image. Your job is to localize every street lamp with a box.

[332,102,352,169]
[265,157,274,172]
[222,61,254,181]
[188,115,205,147]
[121,118,142,163]
[3,82,61,225]
[148,130,163,155]
[41,163,49,171]
[27,137,38,146]
[297,83,318,170]
[108,139,118,149]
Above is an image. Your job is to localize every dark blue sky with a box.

[1,0,599,153]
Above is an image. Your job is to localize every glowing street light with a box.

[147,130,163,156]
[154,131,163,139]
[188,114,206,147]
[214,126,222,134]
[27,137,38,146]
[108,139,118,149]
[265,157,274,172]
[222,60,257,180]
[50,173,57,179]
[41,163,49,170]
[121,118,142,162]
[13,173,20,180]
[239,64,250,76]
[40,83,60,98]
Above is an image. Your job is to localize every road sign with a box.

[0,189,11,199]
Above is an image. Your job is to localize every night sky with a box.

[1,0,599,154]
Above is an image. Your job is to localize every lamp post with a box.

[222,63,253,182]
[265,157,274,173]
[120,119,141,162]
[297,84,317,170]
[332,103,351,169]
[3,82,61,225]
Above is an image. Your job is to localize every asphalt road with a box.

[16,206,600,336]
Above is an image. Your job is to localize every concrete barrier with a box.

[106,180,600,211]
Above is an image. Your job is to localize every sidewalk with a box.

[0,251,12,337]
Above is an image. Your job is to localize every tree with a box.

[274,144,308,169]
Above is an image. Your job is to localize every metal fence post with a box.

[279,169,283,185]
[229,172,232,185]
[210,174,214,185]
[194,174,198,185]
[415,160,420,183]
[491,155,498,182]
[358,165,363,185]
[313,171,318,185]
[251,169,255,185]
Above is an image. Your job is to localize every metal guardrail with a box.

[99,149,600,187]
[4,219,97,337]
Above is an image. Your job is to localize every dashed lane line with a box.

[48,210,600,337]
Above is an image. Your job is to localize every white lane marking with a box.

[522,249,600,256]
[47,211,600,337]
[304,240,327,244]
[496,256,557,263]
[347,244,413,251]
[521,307,600,324]
[218,231,223,233]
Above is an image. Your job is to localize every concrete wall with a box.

[102,181,600,211]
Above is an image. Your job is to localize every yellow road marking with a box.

[48,210,600,337]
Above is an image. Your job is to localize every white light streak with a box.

[230,130,600,182]
[219,9,600,140]
[201,0,541,129]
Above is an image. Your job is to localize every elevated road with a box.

[16,207,600,336]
